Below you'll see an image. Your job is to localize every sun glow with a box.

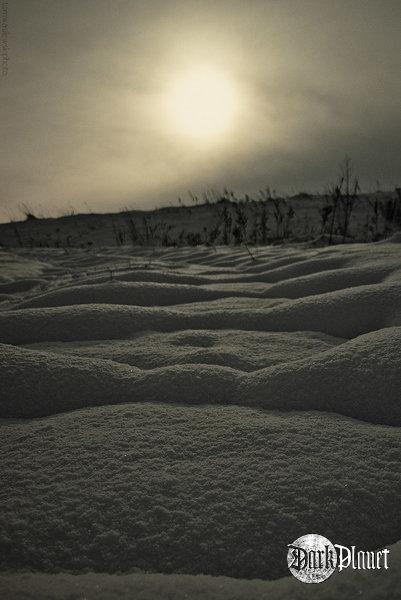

[166,66,239,142]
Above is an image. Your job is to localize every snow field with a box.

[1,239,401,596]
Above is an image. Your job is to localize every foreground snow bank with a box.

[1,326,400,424]
[1,404,400,579]
[1,541,400,600]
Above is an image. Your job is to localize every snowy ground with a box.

[1,239,401,598]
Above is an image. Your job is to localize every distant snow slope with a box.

[0,240,400,597]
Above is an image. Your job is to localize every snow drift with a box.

[0,278,400,345]
[1,326,400,424]
[1,404,400,579]
[1,241,401,594]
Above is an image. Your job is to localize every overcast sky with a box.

[1,0,400,221]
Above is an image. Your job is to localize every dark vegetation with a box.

[1,160,400,250]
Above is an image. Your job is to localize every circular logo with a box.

[287,534,337,583]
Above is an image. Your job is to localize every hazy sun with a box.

[167,66,239,142]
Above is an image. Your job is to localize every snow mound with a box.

[0,278,44,294]
[240,326,401,425]
[15,281,266,310]
[0,343,145,417]
[1,279,401,345]
[0,252,50,279]
[1,404,400,579]
[26,329,342,371]
[260,263,398,298]
[1,327,400,424]
[0,343,240,417]
[117,269,209,285]
[0,293,13,303]
[223,255,351,283]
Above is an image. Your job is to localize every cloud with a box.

[1,0,400,220]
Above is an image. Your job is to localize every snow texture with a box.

[1,404,401,580]
[1,540,401,600]
[0,325,400,424]
[1,241,401,596]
